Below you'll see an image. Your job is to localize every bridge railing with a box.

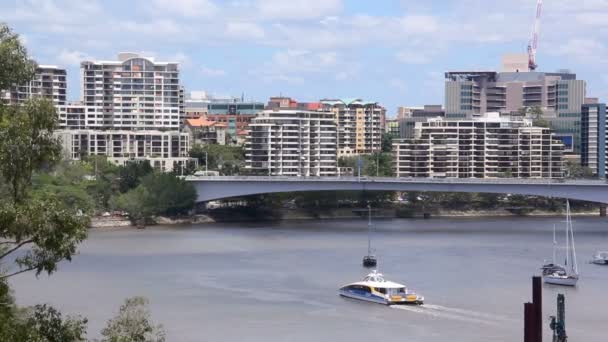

[185,175,608,186]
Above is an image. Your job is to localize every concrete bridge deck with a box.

[186,176,608,204]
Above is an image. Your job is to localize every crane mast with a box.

[528,0,543,71]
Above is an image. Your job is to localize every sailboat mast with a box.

[565,201,570,267]
[568,201,578,274]
[367,205,372,255]
[552,224,557,264]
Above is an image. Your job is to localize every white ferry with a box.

[339,271,424,305]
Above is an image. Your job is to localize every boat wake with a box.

[391,304,514,326]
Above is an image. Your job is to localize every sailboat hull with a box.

[543,275,578,286]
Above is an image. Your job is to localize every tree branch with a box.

[0,265,37,280]
[0,241,18,245]
[0,238,33,260]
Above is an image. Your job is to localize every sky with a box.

[2,0,608,116]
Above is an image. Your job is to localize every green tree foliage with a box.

[190,143,245,175]
[0,301,88,342]
[22,305,88,342]
[0,24,36,92]
[111,173,197,222]
[0,24,88,281]
[339,152,394,177]
[83,156,121,210]
[563,159,595,179]
[381,132,393,153]
[118,160,153,193]
[0,24,90,340]
[101,297,166,342]
[0,98,62,201]
[31,162,96,215]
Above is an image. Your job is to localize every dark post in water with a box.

[524,276,543,342]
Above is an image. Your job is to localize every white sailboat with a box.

[542,201,579,286]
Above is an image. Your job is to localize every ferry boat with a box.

[339,271,424,305]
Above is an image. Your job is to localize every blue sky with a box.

[2,0,608,116]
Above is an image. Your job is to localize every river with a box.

[10,216,608,341]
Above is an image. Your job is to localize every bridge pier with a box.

[600,205,607,217]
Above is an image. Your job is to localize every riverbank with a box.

[89,207,602,228]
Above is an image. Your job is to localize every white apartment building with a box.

[80,53,182,130]
[393,113,564,179]
[320,99,385,156]
[245,110,337,176]
[1,65,66,106]
[55,129,190,172]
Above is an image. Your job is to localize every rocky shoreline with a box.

[89,207,601,228]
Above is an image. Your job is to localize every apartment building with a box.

[80,53,182,130]
[320,98,385,156]
[445,71,585,118]
[581,103,607,178]
[1,65,67,106]
[183,117,227,146]
[55,129,190,172]
[394,105,446,139]
[245,109,337,177]
[393,113,564,179]
[185,92,264,139]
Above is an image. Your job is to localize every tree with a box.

[83,155,121,210]
[110,186,154,225]
[0,24,36,94]
[0,23,88,281]
[564,159,594,179]
[381,132,393,153]
[111,173,197,223]
[22,305,88,342]
[118,160,153,193]
[101,297,166,342]
[340,152,394,177]
[190,144,245,175]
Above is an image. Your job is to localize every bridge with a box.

[186,176,608,204]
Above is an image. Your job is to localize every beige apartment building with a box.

[1,65,67,106]
[245,109,337,176]
[320,98,385,156]
[393,113,564,179]
[55,129,190,172]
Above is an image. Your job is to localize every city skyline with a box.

[2,0,608,114]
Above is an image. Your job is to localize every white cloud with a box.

[168,52,191,67]
[396,50,434,64]
[200,66,226,77]
[551,38,608,64]
[151,0,218,18]
[119,19,183,36]
[256,0,342,20]
[389,79,408,92]
[57,49,92,65]
[272,49,338,72]
[225,21,265,39]
[400,15,439,34]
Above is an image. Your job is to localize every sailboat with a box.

[362,205,377,268]
[541,201,579,286]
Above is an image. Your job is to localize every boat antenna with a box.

[564,201,570,268]
[568,201,578,274]
[367,204,372,256]
[552,224,557,265]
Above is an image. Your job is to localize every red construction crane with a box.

[527,0,543,71]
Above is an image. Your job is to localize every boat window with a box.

[375,287,386,294]
[354,285,371,293]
